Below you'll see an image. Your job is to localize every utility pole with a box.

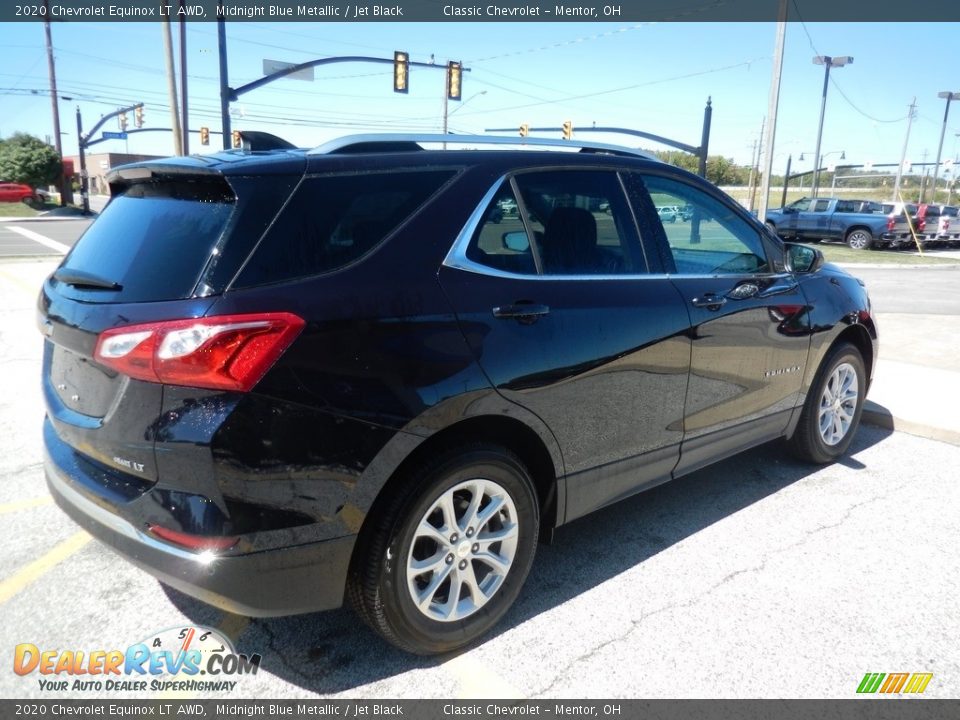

[217,11,231,151]
[892,98,916,200]
[758,0,788,222]
[748,116,765,212]
[932,92,959,205]
[162,16,183,155]
[919,148,929,203]
[43,2,69,206]
[179,2,189,155]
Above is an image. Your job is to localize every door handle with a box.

[492,303,550,323]
[690,294,727,309]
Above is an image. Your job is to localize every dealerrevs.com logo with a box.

[13,626,261,693]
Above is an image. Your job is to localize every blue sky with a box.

[2,21,959,176]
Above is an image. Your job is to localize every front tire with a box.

[348,445,539,655]
[788,342,866,463]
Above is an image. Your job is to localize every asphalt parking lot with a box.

[1,253,958,700]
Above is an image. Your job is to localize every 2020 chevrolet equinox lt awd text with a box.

[39,134,876,655]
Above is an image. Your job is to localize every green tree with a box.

[655,149,751,186]
[0,133,61,188]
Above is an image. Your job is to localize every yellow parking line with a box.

[0,530,91,605]
[0,496,54,515]
[443,651,524,699]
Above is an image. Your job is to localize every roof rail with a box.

[307,133,658,160]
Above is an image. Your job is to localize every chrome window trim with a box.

[308,133,658,160]
[442,170,786,283]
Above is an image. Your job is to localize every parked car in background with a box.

[0,182,40,204]
[766,196,912,249]
[39,134,877,655]
[914,204,959,247]
[656,205,678,223]
[939,205,959,246]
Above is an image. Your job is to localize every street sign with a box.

[263,59,314,81]
[102,131,128,140]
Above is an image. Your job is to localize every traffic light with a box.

[446,61,462,101]
[119,112,128,131]
[231,130,242,149]
[562,120,573,140]
[519,124,529,138]
[134,105,144,128]
[393,51,409,94]
[200,126,210,146]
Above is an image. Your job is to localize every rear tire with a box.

[846,228,873,250]
[788,342,866,464]
[348,445,539,655]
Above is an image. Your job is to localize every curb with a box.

[834,262,960,270]
[0,215,96,223]
[862,400,960,447]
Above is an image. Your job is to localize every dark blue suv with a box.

[40,134,877,654]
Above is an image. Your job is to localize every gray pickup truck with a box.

[765,197,912,250]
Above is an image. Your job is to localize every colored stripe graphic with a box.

[857,673,885,694]
[880,673,909,693]
[857,672,933,694]
[903,673,933,694]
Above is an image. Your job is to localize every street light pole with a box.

[931,91,959,205]
[811,55,852,198]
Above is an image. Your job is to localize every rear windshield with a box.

[56,180,234,302]
[233,169,455,288]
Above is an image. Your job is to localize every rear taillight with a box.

[95,312,305,392]
[886,216,895,231]
[148,524,239,552]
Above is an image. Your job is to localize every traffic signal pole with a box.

[216,35,466,149]
[75,107,89,216]
[75,102,143,215]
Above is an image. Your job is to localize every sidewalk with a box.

[860,312,960,447]
[864,360,960,446]
[0,207,96,223]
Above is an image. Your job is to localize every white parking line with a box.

[6,226,71,254]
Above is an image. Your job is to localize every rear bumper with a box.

[44,443,356,618]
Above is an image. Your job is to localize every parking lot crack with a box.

[531,481,911,698]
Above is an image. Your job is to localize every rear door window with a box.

[466,170,645,276]
[234,169,455,288]
[54,180,235,303]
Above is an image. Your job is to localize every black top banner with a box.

[4,0,960,23]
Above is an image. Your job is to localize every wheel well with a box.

[845,225,873,238]
[834,323,875,383]
[357,416,560,548]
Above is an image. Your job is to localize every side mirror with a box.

[502,231,530,253]
[785,243,824,274]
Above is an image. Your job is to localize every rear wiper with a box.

[53,268,122,291]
